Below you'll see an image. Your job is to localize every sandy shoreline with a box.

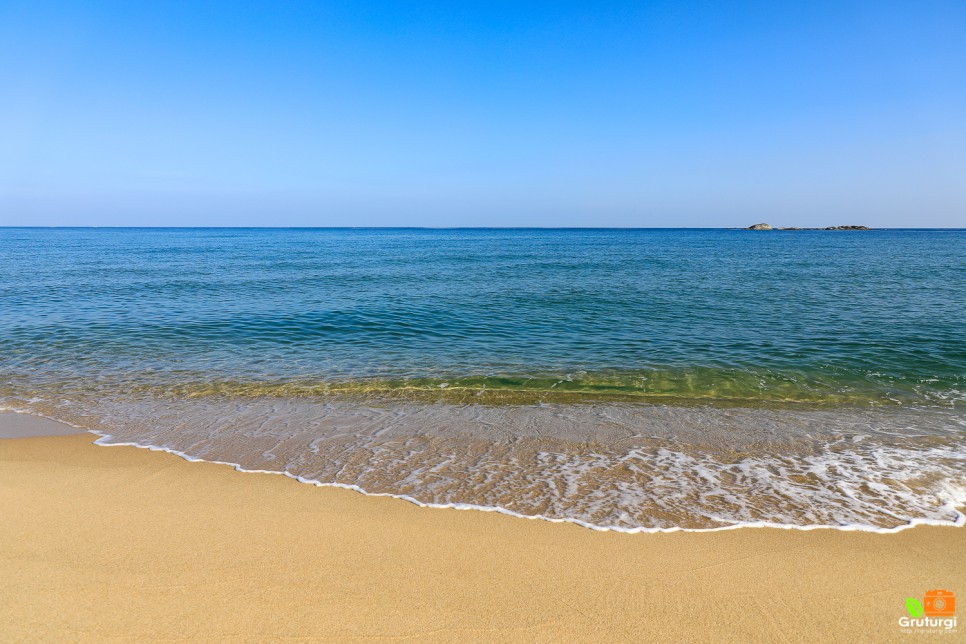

[1,427,963,641]
[0,411,86,439]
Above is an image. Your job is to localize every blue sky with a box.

[1,1,964,227]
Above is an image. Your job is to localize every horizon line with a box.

[1,226,963,231]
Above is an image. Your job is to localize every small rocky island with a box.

[747,223,871,230]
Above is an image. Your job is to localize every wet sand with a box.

[1,427,963,641]
[0,411,85,438]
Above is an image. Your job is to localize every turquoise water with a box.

[2,227,964,405]
[1,228,964,530]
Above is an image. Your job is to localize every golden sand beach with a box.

[1,418,963,642]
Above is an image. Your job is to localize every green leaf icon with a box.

[906,598,924,618]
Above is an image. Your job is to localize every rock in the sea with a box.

[748,223,772,230]
[824,225,871,230]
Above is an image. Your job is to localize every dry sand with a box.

[1,421,963,642]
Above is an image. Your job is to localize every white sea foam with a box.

[3,401,964,534]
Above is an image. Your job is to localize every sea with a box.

[1,227,964,532]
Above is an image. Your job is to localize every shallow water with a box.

[2,228,964,530]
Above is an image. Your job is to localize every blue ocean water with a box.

[2,227,964,405]
[2,228,964,531]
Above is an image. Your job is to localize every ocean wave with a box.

[5,397,964,533]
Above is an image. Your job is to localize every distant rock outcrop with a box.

[746,223,872,231]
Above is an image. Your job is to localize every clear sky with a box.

[1,1,964,227]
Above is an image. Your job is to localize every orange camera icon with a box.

[923,589,955,617]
